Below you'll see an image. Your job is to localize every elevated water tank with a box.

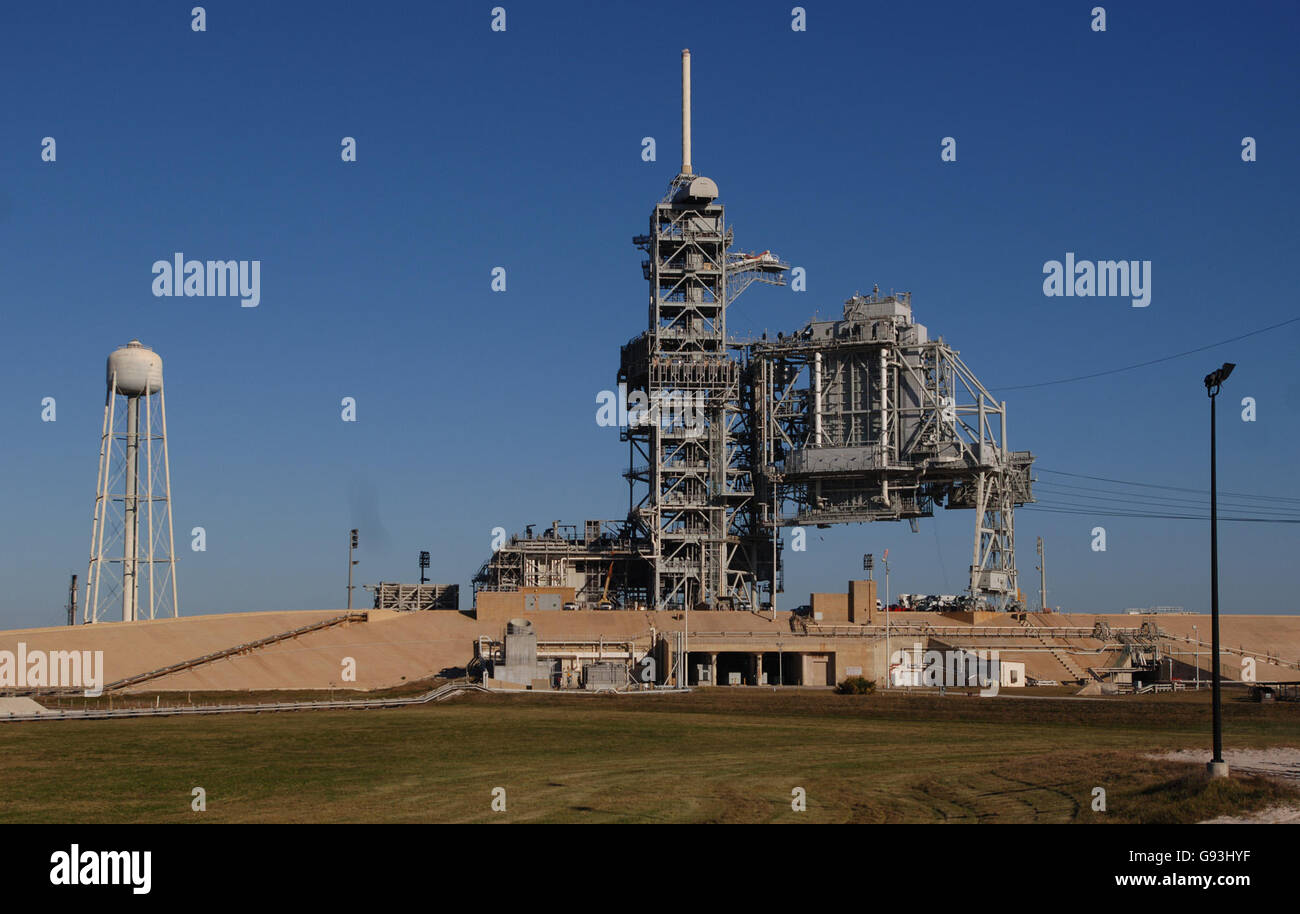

[107,340,163,396]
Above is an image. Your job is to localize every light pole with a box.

[883,548,890,613]
[347,528,359,610]
[1204,362,1234,778]
[885,602,891,692]
[67,573,78,627]
[1194,624,1200,691]
[419,550,430,585]
[1036,536,1047,612]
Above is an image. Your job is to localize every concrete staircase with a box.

[1018,614,1091,683]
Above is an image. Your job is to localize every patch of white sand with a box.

[1146,747,1300,824]
[1149,747,1300,781]
[1200,806,1300,824]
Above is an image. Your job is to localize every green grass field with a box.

[2,689,1297,823]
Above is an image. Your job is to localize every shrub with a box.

[835,675,876,695]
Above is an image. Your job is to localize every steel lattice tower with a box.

[85,339,180,623]
[478,50,1030,614]
[619,50,787,611]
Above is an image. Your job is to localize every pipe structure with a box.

[122,396,139,622]
[812,351,823,444]
[681,49,692,175]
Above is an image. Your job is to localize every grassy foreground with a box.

[1,689,1297,823]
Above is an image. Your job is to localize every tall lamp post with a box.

[1204,362,1234,778]
[347,529,359,610]
[1193,624,1199,691]
[883,548,890,613]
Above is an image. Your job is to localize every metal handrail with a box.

[101,611,370,692]
[4,680,489,724]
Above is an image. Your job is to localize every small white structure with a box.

[1000,661,1026,688]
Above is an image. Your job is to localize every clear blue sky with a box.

[2,1,1297,628]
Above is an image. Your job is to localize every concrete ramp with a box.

[0,610,349,686]
[106,612,369,691]
[0,697,48,716]
[133,610,484,692]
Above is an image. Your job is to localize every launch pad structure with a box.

[474,50,1034,613]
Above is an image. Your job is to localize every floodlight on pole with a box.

[883,548,890,612]
[347,528,359,610]
[1203,362,1234,779]
[1203,362,1235,393]
[1194,624,1200,690]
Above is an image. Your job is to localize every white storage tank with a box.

[107,339,163,396]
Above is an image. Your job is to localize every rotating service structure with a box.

[744,291,1035,610]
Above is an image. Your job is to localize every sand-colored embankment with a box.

[0,607,1297,693]
[0,611,345,687]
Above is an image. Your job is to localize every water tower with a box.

[85,340,180,622]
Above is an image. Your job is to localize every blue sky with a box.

[2,1,1297,628]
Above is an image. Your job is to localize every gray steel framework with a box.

[618,169,787,611]
[473,521,649,607]
[473,49,1032,612]
[85,369,179,623]
[372,582,459,611]
[743,290,1034,609]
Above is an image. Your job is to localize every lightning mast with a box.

[619,49,787,611]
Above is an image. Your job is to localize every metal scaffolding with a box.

[618,162,787,611]
[744,289,1034,609]
[473,50,1032,612]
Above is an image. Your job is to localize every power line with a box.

[1035,499,1300,523]
[1022,504,1300,524]
[1021,466,1300,523]
[1036,467,1300,504]
[991,315,1300,392]
[1033,482,1300,518]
